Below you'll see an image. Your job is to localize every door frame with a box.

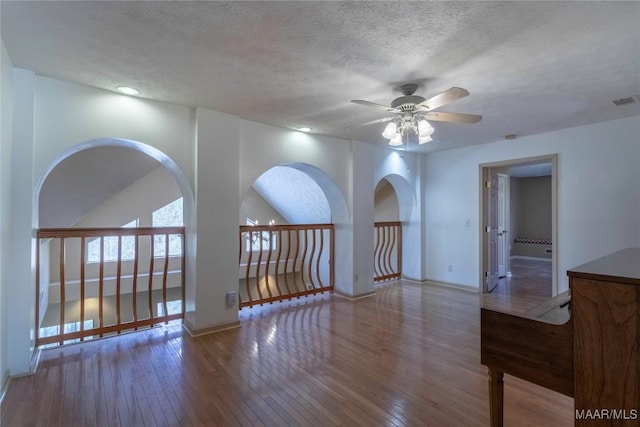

[497,172,509,278]
[479,154,558,296]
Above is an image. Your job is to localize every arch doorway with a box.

[34,138,193,346]
[374,178,402,282]
[238,163,348,308]
[373,173,419,282]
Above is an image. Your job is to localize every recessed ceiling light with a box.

[298,127,312,132]
[116,86,140,96]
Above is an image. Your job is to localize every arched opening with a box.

[239,163,349,307]
[374,178,401,282]
[34,138,194,346]
[374,178,400,223]
[374,174,419,281]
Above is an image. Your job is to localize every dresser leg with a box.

[489,368,504,427]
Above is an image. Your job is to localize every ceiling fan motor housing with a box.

[391,95,425,110]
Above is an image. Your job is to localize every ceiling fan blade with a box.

[417,87,470,111]
[351,99,399,113]
[422,111,482,123]
[344,116,394,129]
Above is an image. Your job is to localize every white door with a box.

[487,169,500,292]
[497,173,508,278]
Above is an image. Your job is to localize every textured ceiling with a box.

[2,1,639,152]
[252,166,330,224]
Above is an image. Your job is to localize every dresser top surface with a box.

[567,248,640,285]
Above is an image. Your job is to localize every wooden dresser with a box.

[481,248,640,426]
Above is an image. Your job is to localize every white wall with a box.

[352,141,375,295]
[0,40,14,387]
[425,116,640,292]
[238,120,356,295]
[239,121,352,203]
[32,76,195,192]
[374,179,400,222]
[373,149,425,281]
[75,165,180,228]
[5,73,374,374]
[240,187,287,226]
[2,74,196,375]
[190,108,240,331]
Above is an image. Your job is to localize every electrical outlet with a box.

[226,291,238,307]
[465,219,471,227]
[448,265,453,272]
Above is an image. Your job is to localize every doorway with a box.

[480,155,558,300]
[34,139,193,347]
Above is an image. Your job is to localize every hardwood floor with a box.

[481,258,553,315]
[2,281,573,426]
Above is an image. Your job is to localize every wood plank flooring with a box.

[481,258,553,315]
[2,281,573,426]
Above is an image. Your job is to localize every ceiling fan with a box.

[349,83,482,146]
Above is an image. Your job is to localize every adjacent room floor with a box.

[481,257,553,314]
[2,280,572,426]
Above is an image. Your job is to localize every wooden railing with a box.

[36,227,185,346]
[238,224,334,309]
[374,221,402,282]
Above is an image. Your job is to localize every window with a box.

[157,300,182,316]
[153,198,183,257]
[40,320,94,346]
[245,218,276,252]
[87,219,138,263]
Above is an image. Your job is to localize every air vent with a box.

[612,96,638,106]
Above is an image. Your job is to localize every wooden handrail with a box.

[239,223,333,232]
[239,224,334,309]
[37,226,184,238]
[35,226,185,347]
[374,221,402,283]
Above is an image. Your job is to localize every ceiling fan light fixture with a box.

[418,135,433,144]
[350,85,480,148]
[382,122,397,139]
[418,119,434,136]
[388,133,403,146]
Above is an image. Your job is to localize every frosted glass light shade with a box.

[418,135,433,144]
[382,122,397,139]
[389,133,403,146]
[418,119,434,136]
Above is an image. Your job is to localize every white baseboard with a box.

[400,276,479,293]
[0,346,41,404]
[510,255,552,262]
[400,275,424,284]
[30,348,42,374]
[334,289,376,300]
[182,320,241,337]
[422,279,479,293]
